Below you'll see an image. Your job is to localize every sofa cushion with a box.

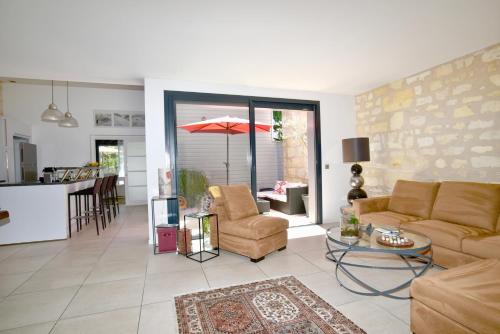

[219,184,259,220]
[431,181,500,232]
[403,220,489,251]
[462,234,500,260]
[410,259,500,334]
[359,211,420,228]
[219,215,289,240]
[388,180,440,219]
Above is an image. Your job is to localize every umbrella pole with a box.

[226,132,229,185]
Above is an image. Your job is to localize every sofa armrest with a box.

[353,196,391,218]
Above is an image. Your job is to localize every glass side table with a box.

[183,212,219,263]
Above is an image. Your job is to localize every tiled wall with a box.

[355,43,500,195]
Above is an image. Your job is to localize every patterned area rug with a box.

[175,276,366,334]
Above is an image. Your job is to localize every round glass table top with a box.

[326,226,432,253]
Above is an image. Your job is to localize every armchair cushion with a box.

[430,181,500,232]
[219,215,288,240]
[403,219,490,251]
[219,184,259,220]
[388,180,440,219]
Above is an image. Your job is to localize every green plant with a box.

[178,169,209,208]
[202,217,210,234]
[272,110,283,141]
[348,215,359,225]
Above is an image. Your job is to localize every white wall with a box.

[2,82,145,176]
[144,78,355,241]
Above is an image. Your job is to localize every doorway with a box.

[95,139,125,203]
[164,92,322,226]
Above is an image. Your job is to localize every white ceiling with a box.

[1,0,499,95]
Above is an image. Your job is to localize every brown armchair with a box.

[208,184,289,262]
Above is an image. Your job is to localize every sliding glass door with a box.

[253,103,319,227]
[164,92,321,225]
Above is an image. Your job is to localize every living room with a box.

[0,1,499,333]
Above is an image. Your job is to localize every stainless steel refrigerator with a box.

[19,143,37,182]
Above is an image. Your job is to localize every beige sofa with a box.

[208,184,288,262]
[353,180,500,268]
[410,258,500,334]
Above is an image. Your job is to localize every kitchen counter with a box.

[0,179,96,187]
[0,179,95,245]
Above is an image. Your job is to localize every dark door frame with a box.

[163,90,322,224]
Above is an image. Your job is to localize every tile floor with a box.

[0,205,440,333]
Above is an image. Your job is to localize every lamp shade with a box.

[342,137,370,163]
[58,112,79,128]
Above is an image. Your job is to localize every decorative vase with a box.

[158,168,172,197]
[341,214,359,243]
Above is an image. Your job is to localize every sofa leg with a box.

[250,256,265,263]
[278,246,286,251]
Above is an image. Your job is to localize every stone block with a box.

[414,85,423,95]
[490,74,500,87]
[436,134,459,145]
[435,158,447,168]
[406,70,431,85]
[471,156,500,168]
[462,96,483,104]
[442,146,465,156]
[480,101,500,113]
[451,159,467,169]
[453,105,474,118]
[370,122,388,133]
[382,88,414,112]
[452,84,472,95]
[468,120,494,129]
[417,137,434,147]
[424,125,442,134]
[410,116,426,127]
[481,45,500,62]
[416,96,433,106]
[479,130,500,140]
[435,87,449,100]
[471,146,493,154]
[435,64,454,77]
[429,80,443,91]
[390,112,404,130]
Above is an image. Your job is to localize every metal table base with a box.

[326,233,433,300]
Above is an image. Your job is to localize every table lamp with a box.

[342,137,370,204]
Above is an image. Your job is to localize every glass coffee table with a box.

[326,226,433,299]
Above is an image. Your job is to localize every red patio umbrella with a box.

[178,116,272,184]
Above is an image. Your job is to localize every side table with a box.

[183,212,219,263]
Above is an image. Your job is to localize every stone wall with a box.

[283,110,308,184]
[355,43,500,195]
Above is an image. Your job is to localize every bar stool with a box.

[112,174,120,215]
[100,176,112,223]
[68,178,105,236]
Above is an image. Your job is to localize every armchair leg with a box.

[250,256,265,263]
[278,246,286,251]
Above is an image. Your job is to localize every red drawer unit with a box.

[157,225,177,253]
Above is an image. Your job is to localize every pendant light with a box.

[58,81,79,128]
[41,80,64,122]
